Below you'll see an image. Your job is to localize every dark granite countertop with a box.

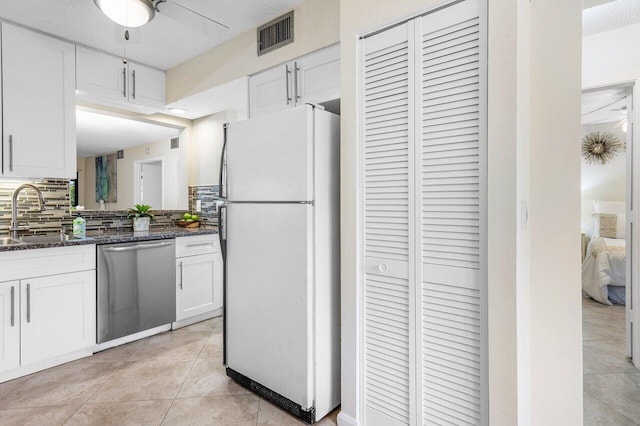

[0,226,218,252]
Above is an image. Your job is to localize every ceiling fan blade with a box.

[155,0,229,36]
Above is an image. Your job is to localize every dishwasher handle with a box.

[102,241,174,252]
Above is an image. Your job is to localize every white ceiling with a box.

[584,0,617,9]
[0,0,304,70]
[166,76,248,119]
[76,110,181,157]
[582,87,631,125]
[584,0,640,36]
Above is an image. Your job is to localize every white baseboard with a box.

[172,308,223,330]
[94,324,172,352]
[337,411,358,426]
[0,348,93,383]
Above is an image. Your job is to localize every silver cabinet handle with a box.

[294,61,300,102]
[132,69,136,99]
[26,283,31,323]
[285,64,291,105]
[8,135,13,172]
[179,261,183,290]
[10,286,15,327]
[102,241,173,252]
[122,67,127,97]
[186,242,213,248]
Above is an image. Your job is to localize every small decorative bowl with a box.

[177,220,201,228]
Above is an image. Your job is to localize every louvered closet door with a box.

[417,0,487,425]
[362,22,415,426]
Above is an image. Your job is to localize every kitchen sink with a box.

[0,237,25,246]
[19,235,90,244]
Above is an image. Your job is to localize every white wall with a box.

[77,157,86,207]
[581,122,627,235]
[583,23,640,87]
[188,111,239,186]
[528,0,583,424]
[82,136,187,210]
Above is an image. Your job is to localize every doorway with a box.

[134,158,164,209]
[581,83,638,421]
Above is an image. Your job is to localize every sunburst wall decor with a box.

[582,131,623,165]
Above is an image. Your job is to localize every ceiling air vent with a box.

[257,11,294,56]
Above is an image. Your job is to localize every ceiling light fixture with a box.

[94,0,156,28]
[167,107,187,114]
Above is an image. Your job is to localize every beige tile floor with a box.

[583,298,640,425]
[0,317,339,425]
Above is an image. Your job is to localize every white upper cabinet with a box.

[76,47,166,113]
[76,46,128,103]
[1,23,76,179]
[249,63,293,118]
[294,44,340,106]
[128,62,166,110]
[249,43,340,118]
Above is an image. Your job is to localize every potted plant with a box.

[128,204,155,232]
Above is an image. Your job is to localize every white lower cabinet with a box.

[0,245,96,379]
[21,271,95,365]
[0,282,20,373]
[175,235,223,324]
[176,254,222,321]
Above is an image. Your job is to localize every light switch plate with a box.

[196,200,202,212]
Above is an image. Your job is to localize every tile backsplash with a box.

[188,185,220,225]
[0,179,198,236]
[0,179,71,235]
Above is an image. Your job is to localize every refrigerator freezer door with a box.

[227,105,314,202]
[225,202,313,408]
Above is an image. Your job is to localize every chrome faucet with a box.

[9,184,45,240]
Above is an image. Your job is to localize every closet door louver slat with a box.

[363,23,413,426]
[419,0,486,425]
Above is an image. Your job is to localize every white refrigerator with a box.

[218,105,340,423]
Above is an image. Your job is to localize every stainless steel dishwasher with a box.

[97,239,176,343]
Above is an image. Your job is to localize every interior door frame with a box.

[133,157,165,209]
[583,80,639,366]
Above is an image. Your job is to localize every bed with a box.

[582,237,626,305]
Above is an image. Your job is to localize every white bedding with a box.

[582,237,626,305]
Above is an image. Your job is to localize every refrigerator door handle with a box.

[219,123,229,200]
[218,203,228,366]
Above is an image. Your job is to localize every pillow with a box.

[593,213,618,239]
[593,201,626,239]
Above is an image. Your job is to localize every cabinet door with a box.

[128,62,166,109]
[76,46,128,103]
[1,23,76,179]
[249,64,293,118]
[21,271,96,366]
[176,253,222,321]
[294,44,340,106]
[0,282,20,373]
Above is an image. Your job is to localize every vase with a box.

[133,217,150,232]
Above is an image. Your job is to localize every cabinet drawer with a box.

[0,245,96,281]
[176,235,220,258]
